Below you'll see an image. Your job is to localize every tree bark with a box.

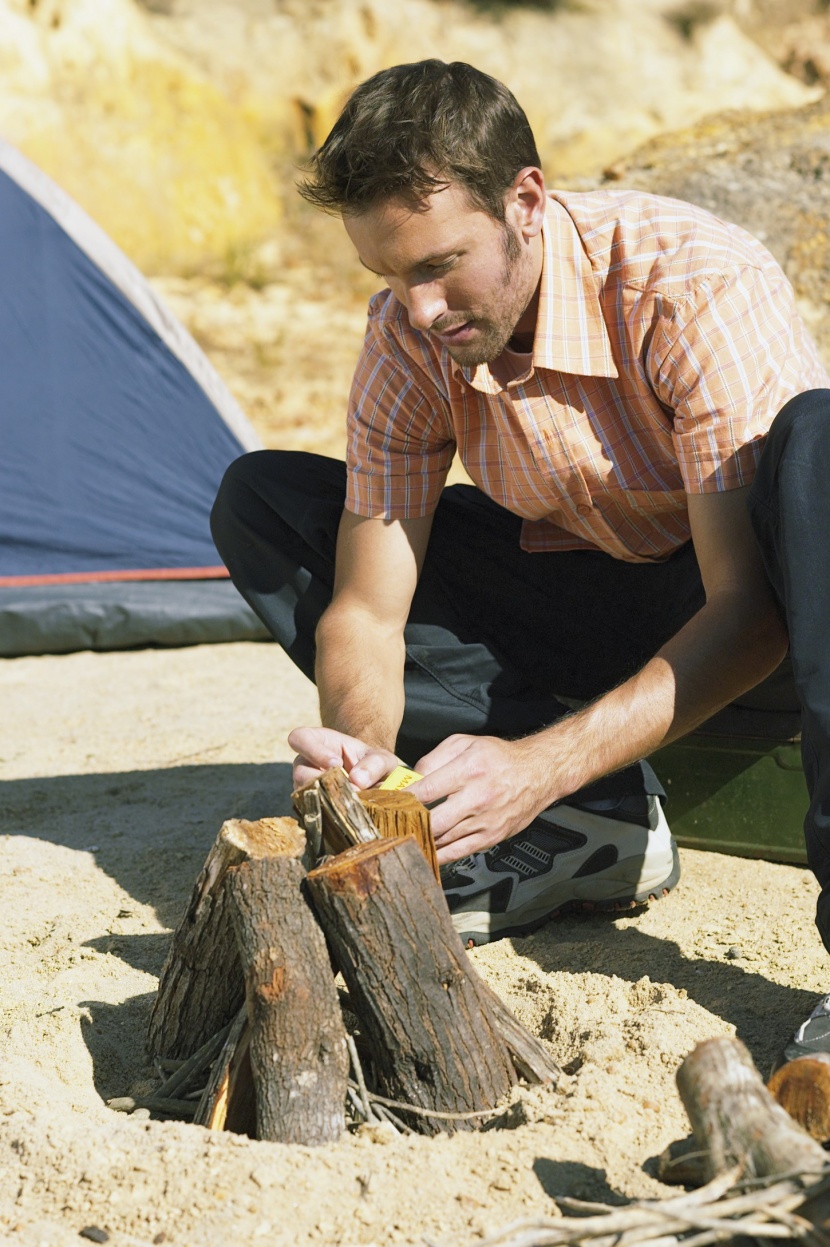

[226,856,348,1145]
[306,835,516,1134]
[358,789,440,882]
[148,816,307,1059]
[677,1037,827,1180]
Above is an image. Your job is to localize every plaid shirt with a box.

[346,190,829,562]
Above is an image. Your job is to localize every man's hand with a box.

[408,734,555,864]
[288,725,401,790]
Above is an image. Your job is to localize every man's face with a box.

[343,180,541,367]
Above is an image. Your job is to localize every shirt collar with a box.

[451,194,619,388]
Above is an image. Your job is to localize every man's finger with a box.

[349,749,400,789]
[409,756,471,807]
[415,734,474,776]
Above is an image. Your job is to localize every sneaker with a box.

[771,994,830,1075]
[441,794,680,946]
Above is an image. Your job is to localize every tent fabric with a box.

[0,139,268,654]
[0,582,269,656]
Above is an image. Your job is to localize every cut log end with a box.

[768,1053,830,1143]
[221,815,307,861]
[359,788,440,882]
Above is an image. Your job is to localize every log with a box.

[226,856,349,1145]
[677,1037,827,1181]
[306,835,516,1134]
[294,767,380,855]
[358,788,440,882]
[193,1007,256,1133]
[768,1052,830,1144]
[147,816,307,1059]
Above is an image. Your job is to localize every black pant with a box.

[211,388,830,945]
[748,390,830,951]
[210,450,708,806]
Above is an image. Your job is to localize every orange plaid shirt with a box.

[346,190,829,562]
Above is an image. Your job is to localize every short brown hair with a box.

[298,59,541,221]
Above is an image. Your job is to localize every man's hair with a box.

[298,59,541,221]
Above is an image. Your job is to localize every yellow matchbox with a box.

[377,765,422,791]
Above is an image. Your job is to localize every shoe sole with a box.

[454,839,681,948]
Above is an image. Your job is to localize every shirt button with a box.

[576,503,593,516]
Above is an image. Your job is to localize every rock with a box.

[0,0,818,274]
[0,0,281,274]
[613,91,830,363]
[145,0,818,179]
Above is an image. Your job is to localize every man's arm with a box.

[409,486,789,862]
[289,508,434,787]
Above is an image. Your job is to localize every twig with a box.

[444,1166,830,1247]
[347,1033,377,1124]
[366,1088,507,1122]
[346,1085,367,1123]
[155,1021,232,1100]
[373,1101,414,1135]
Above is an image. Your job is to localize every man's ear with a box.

[506,167,546,240]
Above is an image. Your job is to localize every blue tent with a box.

[0,140,268,655]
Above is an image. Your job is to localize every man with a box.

[211,60,830,970]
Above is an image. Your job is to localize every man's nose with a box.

[404,282,447,333]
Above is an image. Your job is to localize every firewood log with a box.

[147,816,308,1060]
[306,835,517,1133]
[358,788,440,882]
[293,767,379,856]
[677,1037,827,1181]
[768,1051,830,1144]
[226,856,348,1145]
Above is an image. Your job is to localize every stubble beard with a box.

[439,225,533,368]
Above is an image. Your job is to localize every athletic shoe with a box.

[441,794,680,946]
[771,994,830,1075]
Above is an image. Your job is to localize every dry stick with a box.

[155,1021,231,1100]
[346,1032,376,1124]
[372,1102,414,1135]
[449,1163,830,1247]
[365,1089,509,1122]
[192,1006,253,1132]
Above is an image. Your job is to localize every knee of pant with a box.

[769,388,830,459]
[210,450,274,544]
[212,451,253,522]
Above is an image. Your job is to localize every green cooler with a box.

[653,693,807,865]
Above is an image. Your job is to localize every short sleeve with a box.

[650,264,801,494]
[346,306,456,518]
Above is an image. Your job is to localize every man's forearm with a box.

[530,591,789,803]
[314,604,406,752]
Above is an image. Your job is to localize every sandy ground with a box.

[1,640,828,1247]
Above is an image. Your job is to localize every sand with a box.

[1,640,828,1247]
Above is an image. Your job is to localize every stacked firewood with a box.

[135,768,561,1145]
